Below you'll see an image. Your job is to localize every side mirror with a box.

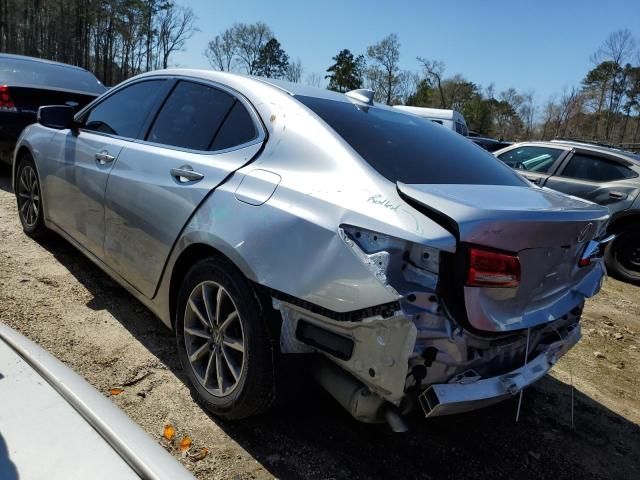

[37,105,76,130]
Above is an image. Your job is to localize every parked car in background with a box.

[494,140,640,283]
[0,53,105,165]
[468,132,512,152]
[393,105,469,136]
[13,71,611,431]
[0,323,193,479]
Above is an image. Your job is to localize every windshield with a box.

[297,95,525,186]
[0,57,105,94]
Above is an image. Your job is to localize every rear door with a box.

[495,145,568,186]
[44,79,167,258]
[103,79,265,297]
[544,150,640,215]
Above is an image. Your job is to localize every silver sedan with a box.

[12,70,611,430]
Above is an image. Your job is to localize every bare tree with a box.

[157,3,198,69]
[590,29,637,139]
[540,96,559,140]
[417,58,446,107]
[395,70,420,105]
[205,29,236,71]
[306,72,323,88]
[519,90,536,138]
[232,22,273,75]
[286,57,304,83]
[367,34,401,104]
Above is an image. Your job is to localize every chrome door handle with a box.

[170,165,204,183]
[95,151,115,164]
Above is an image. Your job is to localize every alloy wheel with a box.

[17,165,40,227]
[183,281,246,397]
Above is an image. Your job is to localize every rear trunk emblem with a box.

[577,223,593,243]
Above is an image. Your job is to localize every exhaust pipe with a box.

[313,359,408,432]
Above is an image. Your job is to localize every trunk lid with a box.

[398,183,610,332]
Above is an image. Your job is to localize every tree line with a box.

[205,24,639,144]
[0,0,197,86]
[1,6,638,145]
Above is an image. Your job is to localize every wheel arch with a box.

[607,211,640,235]
[12,145,35,189]
[167,242,265,329]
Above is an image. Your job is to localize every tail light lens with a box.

[0,85,16,111]
[467,247,520,288]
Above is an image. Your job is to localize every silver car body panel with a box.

[0,324,194,480]
[13,69,611,419]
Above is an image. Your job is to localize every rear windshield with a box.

[297,95,524,186]
[0,57,105,94]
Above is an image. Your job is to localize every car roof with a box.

[504,140,640,165]
[0,53,92,73]
[138,69,402,111]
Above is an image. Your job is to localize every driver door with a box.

[44,79,168,259]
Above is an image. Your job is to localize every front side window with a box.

[561,154,637,182]
[497,146,564,173]
[83,80,165,138]
[297,95,524,186]
[147,81,236,150]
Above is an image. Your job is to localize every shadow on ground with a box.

[30,226,640,480]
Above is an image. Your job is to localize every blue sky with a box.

[173,0,640,103]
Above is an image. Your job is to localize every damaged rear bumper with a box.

[419,323,581,417]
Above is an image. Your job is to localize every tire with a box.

[605,228,640,285]
[15,154,47,238]
[175,256,277,419]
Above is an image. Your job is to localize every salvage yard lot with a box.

[0,171,638,480]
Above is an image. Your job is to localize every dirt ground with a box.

[0,170,638,480]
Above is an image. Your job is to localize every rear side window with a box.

[297,96,524,186]
[561,154,637,182]
[147,81,235,150]
[497,146,563,173]
[83,80,165,138]
[210,101,257,151]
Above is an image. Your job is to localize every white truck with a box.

[393,106,469,136]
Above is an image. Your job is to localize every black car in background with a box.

[494,140,640,284]
[0,54,105,165]
[468,131,512,152]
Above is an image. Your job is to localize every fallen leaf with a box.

[179,435,192,452]
[109,387,124,396]
[189,447,208,461]
[163,424,176,441]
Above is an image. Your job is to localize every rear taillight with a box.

[466,247,520,288]
[0,85,16,111]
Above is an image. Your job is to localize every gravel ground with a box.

[0,170,639,479]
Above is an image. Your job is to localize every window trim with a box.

[139,78,263,155]
[75,77,173,141]
[74,74,266,156]
[555,149,639,183]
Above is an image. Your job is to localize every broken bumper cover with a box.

[419,323,581,418]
